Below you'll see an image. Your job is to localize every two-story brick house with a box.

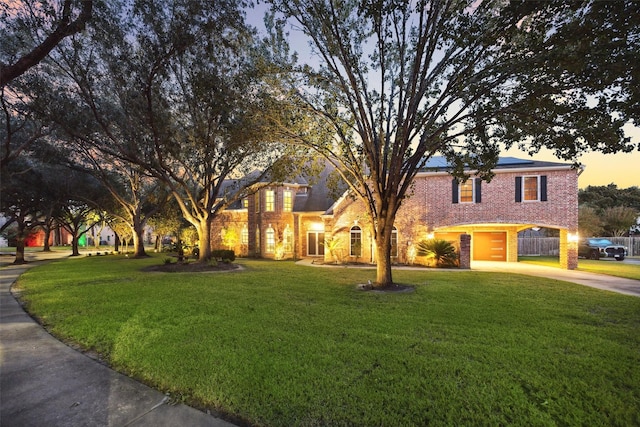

[211,157,580,269]
[211,164,339,260]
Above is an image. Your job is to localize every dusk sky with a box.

[503,142,639,190]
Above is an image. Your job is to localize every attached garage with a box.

[473,232,506,261]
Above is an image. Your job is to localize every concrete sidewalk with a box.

[0,251,237,427]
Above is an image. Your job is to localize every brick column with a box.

[507,229,519,262]
[560,229,578,270]
[459,234,471,269]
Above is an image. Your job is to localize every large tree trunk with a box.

[42,226,52,251]
[197,218,212,262]
[131,219,148,257]
[71,234,80,256]
[14,227,27,265]
[374,221,394,288]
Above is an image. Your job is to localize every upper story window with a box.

[265,190,275,212]
[460,180,474,203]
[255,193,260,213]
[283,190,293,212]
[516,176,547,202]
[242,198,249,209]
[452,178,481,204]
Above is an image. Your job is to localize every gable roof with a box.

[293,161,343,213]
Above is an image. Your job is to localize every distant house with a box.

[210,157,580,269]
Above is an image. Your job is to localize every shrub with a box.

[211,249,235,262]
[416,238,458,267]
[163,257,173,265]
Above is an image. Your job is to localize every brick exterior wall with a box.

[211,164,580,269]
[210,210,248,257]
[326,167,579,268]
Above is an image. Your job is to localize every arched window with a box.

[283,225,293,253]
[241,225,248,245]
[266,226,275,253]
[350,226,362,257]
[391,227,398,257]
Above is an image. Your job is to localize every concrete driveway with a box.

[471,260,640,297]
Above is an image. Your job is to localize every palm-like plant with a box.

[416,239,458,267]
[323,236,343,264]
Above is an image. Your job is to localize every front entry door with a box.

[307,232,325,256]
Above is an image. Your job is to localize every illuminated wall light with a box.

[568,233,580,243]
[309,222,324,232]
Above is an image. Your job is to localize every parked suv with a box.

[578,238,627,261]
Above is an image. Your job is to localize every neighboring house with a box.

[211,157,581,269]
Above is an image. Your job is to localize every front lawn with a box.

[519,256,640,280]
[14,256,640,426]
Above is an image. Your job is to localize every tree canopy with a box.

[0,0,93,87]
[265,0,639,286]
[20,0,311,262]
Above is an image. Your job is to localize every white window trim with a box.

[265,226,275,253]
[283,190,292,212]
[522,175,540,202]
[458,180,475,204]
[265,190,275,212]
[350,226,362,257]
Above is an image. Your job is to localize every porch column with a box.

[459,234,471,269]
[507,229,518,262]
[559,229,578,270]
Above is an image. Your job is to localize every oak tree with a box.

[266,0,639,286]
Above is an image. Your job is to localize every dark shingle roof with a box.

[293,162,341,212]
[421,156,571,172]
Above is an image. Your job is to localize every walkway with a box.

[0,251,236,427]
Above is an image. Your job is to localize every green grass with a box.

[519,256,640,280]
[14,255,640,426]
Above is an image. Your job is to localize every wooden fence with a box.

[518,236,640,257]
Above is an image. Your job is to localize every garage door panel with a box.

[474,232,506,261]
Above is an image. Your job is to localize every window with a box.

[523,176,538,201]
[350,226,362,257]
[265,190,275,212]
[460,180,474,203]
[242,198,249,209]
[516,176,547,202]
[255,227,260,253]
[266,226,275,253]
[391,227,398,257]
[452,178,481,204]
[283,190,292,212]
[255,193,260,213]
[241,225,248,245]
[283,225,293,253]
